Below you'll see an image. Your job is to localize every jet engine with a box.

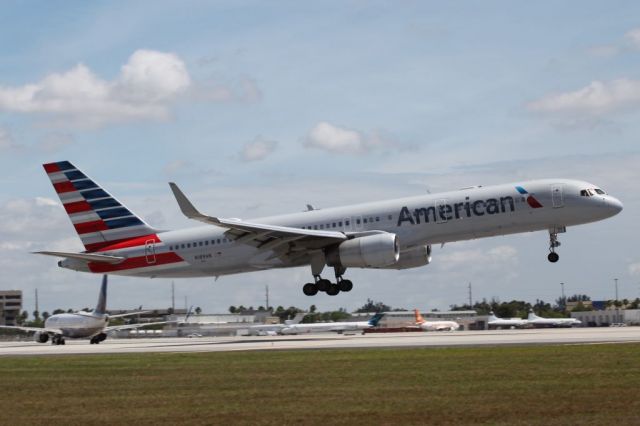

[34,332,49,344]
[326,233,399,268]
[377,245,432,270]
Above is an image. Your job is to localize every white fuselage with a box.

[60,179,623,278]
[281,320,374,334]
[418,320,460,331]
[44,312,107,338]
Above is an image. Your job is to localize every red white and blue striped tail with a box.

[43,161,159,252]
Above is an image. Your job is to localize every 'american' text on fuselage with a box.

[397,196,516,226]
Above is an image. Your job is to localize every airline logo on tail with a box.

[43,161,157,252]
[414,309,425,324]
[515,186,543,209]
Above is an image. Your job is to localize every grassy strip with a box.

[1,344,639,425]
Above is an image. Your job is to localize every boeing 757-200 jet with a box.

[36,161,622,296]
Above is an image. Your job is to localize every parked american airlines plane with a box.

[0,275,171,345]
[36,161,622,297]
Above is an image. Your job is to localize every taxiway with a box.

[0,327,638,356]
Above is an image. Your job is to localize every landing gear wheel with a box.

[316,279,331,292]
[338,279,353,292]
[547,252,559,263]
[326,284,340,296]
[303,283,318,296]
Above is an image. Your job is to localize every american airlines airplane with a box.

[36,161,623,297]
[527,310,582,327]
[0,275,172,345]
[414,309,460,331]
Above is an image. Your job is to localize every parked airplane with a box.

[0,275,172,345]
[487,311,529,329]
[36,161,623,296]
[527,310,582,327]
[414,309,460,331]
[279,313,384,334]
[248,312,307,336]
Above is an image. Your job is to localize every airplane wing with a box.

[33,251,125,264]
[107,311,151,319]
[0,325,63,335]
[104,320,175,332]
[169,183,347,257]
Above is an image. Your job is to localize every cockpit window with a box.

[581,188,606,196]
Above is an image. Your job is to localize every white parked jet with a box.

[279,313,384,334]
[487,311,529,329]
[247,312,307,336]
[0,275,171,345]
[36,161,623,296]
[527,310,582,327]
[414,309,460,331]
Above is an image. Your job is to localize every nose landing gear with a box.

[547,227,565,263]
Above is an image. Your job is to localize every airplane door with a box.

[436,199,448,224]
[353,215,364,231]
[343,217,352,232]
[551,184,564,208]
[145,240,156,264]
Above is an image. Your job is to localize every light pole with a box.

[614,278,619,324]
[560,282,565,311]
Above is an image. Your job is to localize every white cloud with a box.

[528,78,640,116]
[303,121,396,155]
[437,245,519,273]
[625,28,640,48]
[0,49,223,128]
[240,136,278,162]
[629,262,640,276]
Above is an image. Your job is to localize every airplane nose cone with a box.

[608,197,623,215]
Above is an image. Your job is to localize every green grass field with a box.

[1,343,639,425]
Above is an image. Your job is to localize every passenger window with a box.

[338,221,342,226]
[375,217,380,222]
[187,243,191,248]
[356,219,360,224]
[363,218,367,223]
[199,242,203,247]
[332,222,336,227]
[346,220,350,226]
[216,239,221,244]
[205,241,209,246]
[320,224,324,229]
[314,225,318,230]
[181,244,185,249]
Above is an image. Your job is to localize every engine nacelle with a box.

[377,245,432,270]
[327,233,399,268]
[34,332,49,344]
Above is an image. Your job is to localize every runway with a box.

[0,327,638,356]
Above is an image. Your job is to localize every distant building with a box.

[571,309,640,327]
[0,291,22,326]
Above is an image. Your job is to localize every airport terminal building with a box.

[0,290,22,326]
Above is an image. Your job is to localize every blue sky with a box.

[1,1,639,314]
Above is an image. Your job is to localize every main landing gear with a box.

[51,335,65,345]
[302,266,353,296]
[547,227,565,263]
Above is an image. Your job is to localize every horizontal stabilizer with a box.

[34,251,125,264]
[108,310,151,319]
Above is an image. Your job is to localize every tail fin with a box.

[368,313,384,326]
[527,310,539,320]
[488,311,498,321]
[284,312,307,325]
[414,309,425,324]
[94,275,108,314]
[42,161,158,252]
